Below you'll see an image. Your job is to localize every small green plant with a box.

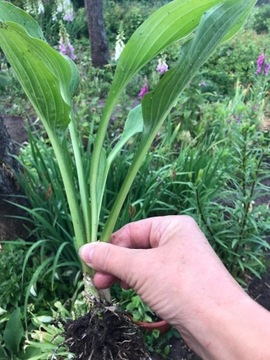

[112,284,155,323]
[144,328,179,359]
[0,308,24,359]
[23,299,89,360]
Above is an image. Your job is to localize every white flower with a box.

[114,32,125,61]
[37,0,44,14]
[57,2,63,13]
[56,0,74,21]
[156,57,169,75]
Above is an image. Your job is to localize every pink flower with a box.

[63,12,74,22]
[59,35,76,60]
[156,58,169,75]
[138,84,148,99]
[264,63,270,75]
[256,52,270,75]
[59,42,66,54]
[257,53,265,67]
[66,44,76,60]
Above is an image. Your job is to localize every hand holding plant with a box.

[0,0,256,295]
[80,215,270,360]
[0,0,255,266]
[0,0,258,358]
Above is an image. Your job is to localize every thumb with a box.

[79,242,137,284]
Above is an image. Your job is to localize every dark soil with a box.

[248,269,270,311]
[64,299,152,360]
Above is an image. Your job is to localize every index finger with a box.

[107,216,176,249]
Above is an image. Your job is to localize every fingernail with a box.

[79,244,95,264]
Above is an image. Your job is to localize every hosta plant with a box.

[0,0,256,359]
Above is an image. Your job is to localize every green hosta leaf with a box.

[141,0,256,140]
[96,148,107,219]
[96,105,144,220]
[100,0,256,240]
[3,308,24,354]
[110,0,222,99]
[108,105,143,164]
[93,0,254,233]
[96,0,229,160]
[0,1,44,39]
[0,4,79,132]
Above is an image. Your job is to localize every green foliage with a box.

[170,102,270,282]
[144,328,179,359]
[1,1,268,356]
[0,244,28,310]
[0,240,83,358]
[0,14,79,132]
[0,240,80,321]
[16,128,83,280]
[3,309,24,355]
[112,285,155,322]
[250,4,270,33]
[23,298,89,359]
[0,0,254,260]
[199,29,267,96]
[199,121,270,281]
[104,1,161,42]
[17,0,87,45]
[0,308,24,359]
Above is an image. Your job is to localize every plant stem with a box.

[194,186,215,239]
[101,133,154,241]
[90,95,118,242]
[69,114,91,244]
[239,154,263,240]
[45,125,89,273]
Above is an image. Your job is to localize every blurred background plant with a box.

[0,0,270,358]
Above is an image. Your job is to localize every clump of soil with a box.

[64,299,152,360]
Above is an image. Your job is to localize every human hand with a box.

[80,217,240,323]
[79,215,270,359]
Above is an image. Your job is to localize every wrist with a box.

[177,290,270,360]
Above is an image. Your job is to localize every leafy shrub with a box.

[0,243,30,310]
[13,83,270,302]
[0,239,81,359]
[16,129,82,283]
[251,4,270,33]
[104,1,164,42]
[199,29,263,96]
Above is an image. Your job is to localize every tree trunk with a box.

[84,0,109,67]
[256,0,270,4]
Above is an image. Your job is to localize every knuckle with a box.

[94,243,112,272]
[180,215,197,226]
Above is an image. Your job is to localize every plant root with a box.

[64,299,152,360]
